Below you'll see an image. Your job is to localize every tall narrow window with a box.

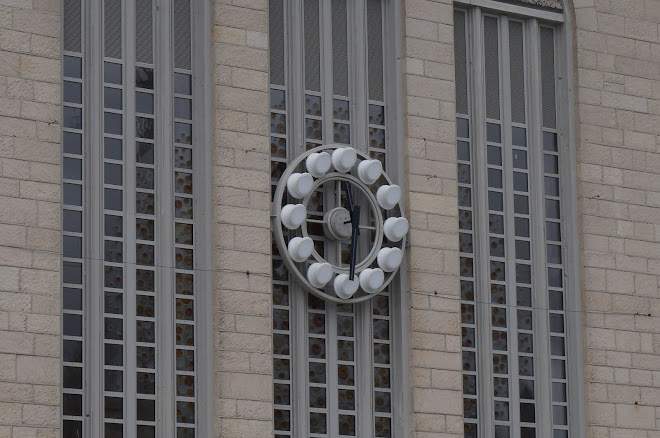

[61,0,210,436]
[455,8,574,438]
[269,1,400,436]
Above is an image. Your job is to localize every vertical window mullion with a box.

[526,19,553,438]
[154,0,175,435]
[499,16,522,438]
[124,0,138,435]
[468,7,496,434]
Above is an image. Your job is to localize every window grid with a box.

[456,8,571,438]
[173,62,197,434]
[103,48,126,435]
[269,1,395,436]
[135,55,157,435]
[62,51,85,438]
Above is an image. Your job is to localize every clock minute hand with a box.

[349,205,360,280]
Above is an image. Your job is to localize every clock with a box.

[272,144,408,303]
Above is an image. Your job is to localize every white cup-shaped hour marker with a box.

[331,147,357,173]
[308,262,333,288]
[383,217,409,242]
[334,274,360,299]
[288,236,314,263]
[281,204,306,230]
[377,247,403,272]
[287,172,314,199]
[357,159,383,185]
[359,268,384,293]
[306,152,332,178]
[376,184,401,210]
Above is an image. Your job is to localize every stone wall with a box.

[0,0,61,436]
[212,0,273,436]
[402,0,465,435]
[572,0,660,434]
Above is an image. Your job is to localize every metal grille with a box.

[454,10,468,116]
[332,0,348,97]
[269,0,285,87]
[509,21,525,124]
[304,0,321,92]
[540,27,556,129]
[104,0,122,59]
[484,16,500,120]
[63,0,81,53]
[136,0,153,63]
[367,0,383,101]
[174,0,192,70]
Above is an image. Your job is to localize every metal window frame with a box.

[275,0,408,436]
[458,4,583,438]
[62,0,212,435]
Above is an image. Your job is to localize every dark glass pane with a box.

[137,347,155,369]
[493,354,508,374]
[460,233,473,254]
[274,409,291,432]
[308,337,326,359]
[515,217,530,237]
[136,167,154,190]
[136,218,154,241]
[488,168,502,188]
[521,403,536,422]
[305,95,321,116]
[175,171,192,194]
[549,290,564,310]
[545,176,560,196]
[520,356,534,376]
[460,256,473,277]
[105,163,122,185]
[136,295,155,318]
[63,287,82,310]
[63,235,82,258]
[104,87,122,110]
[136,67,154,89]
[273,382,290,405]
[463,351,476,371]
[512,149,527,169]
[369,104,385,125]
[551,336,565,355]
[543,131,557,151]
[547,244,562,264]
[104,396,123,419]
[457,118,469,138]
[519,332,533,353]
[374,366,390,388]
[339,388,356,410]
[104,317,123,340]
[459,209,473,231]
[136,92,154,114]
[137,269,155,292]
[64,81,82,104]
[333,122,350,144]
[104,137,122,160]
[516,240,530,260]
[489,191,503,211]
[514,172,528,191]
[305,118,323,140]
[514,194,529,214]
[63,132,82,154]
[490,260,505,281]
[548,267,563,287]
[104,62,122,84]
[136,142,154,164]
[491,284,506,304]
[63,314,82,336]
[309,386,326,408]
[487,123,501,143]
[104,291,123,313]
[309,412,326,434]
[63,340,82,362]
[545,154,559,173]
[337,364,354,385]
[492,330,507,351]
[64,56,82,78]
[550,314,564,333]
[104,188,123,211]
[175,123,192,144]
[63,261,82,284]
[487,145,502,165]
[338,414,356,435]
[63,393,82,416]
[490,236,504,257]
[176,401,195,424]
[490,214,504,234]
[105,214,122,237]
[512,127,527,146]
[174,73,191,95]
[63,366,82,388]
[458,186,472,207]
[494,400,509,421]
[175,97,192,120]
[270,89,285,110]
[369,127,386,149]
[457,140,470,161]
[458,163,471,184]
[104,423,122,437]
[105,369,123,392]
[518,310,532,330]
[333,99,349,120]
[137,399,155,421]
[517,287,531,307]
[552,382,567,402]
[105,343,123,366]
[136,192,155,215]
[309,362,326,384]
[104,265,123,288]
[495,426,509,438]
[463,375,476,395]
[136,117,154,139]
[520,379,535,399]
[552,359,566,379]
[104,112,122,135]
[136,321,155,343]
[553,405,567,425]
[175,298,194,321]
[547,221,561,241]
[493,376,508,397]
[64,107,82,129]
[175,247,193,270]
[491,306,506,327]
[375,417,392,438]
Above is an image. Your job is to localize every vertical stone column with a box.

[0,0,62,436]
[402,0,464,435]
[573,0,660,435]
[212,1,273,436]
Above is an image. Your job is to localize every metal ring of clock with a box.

[272,144,408,303]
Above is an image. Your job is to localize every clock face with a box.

[272,145,408,302]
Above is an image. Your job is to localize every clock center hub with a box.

[324,207,353,241]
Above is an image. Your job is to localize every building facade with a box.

[0,0,658,436]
